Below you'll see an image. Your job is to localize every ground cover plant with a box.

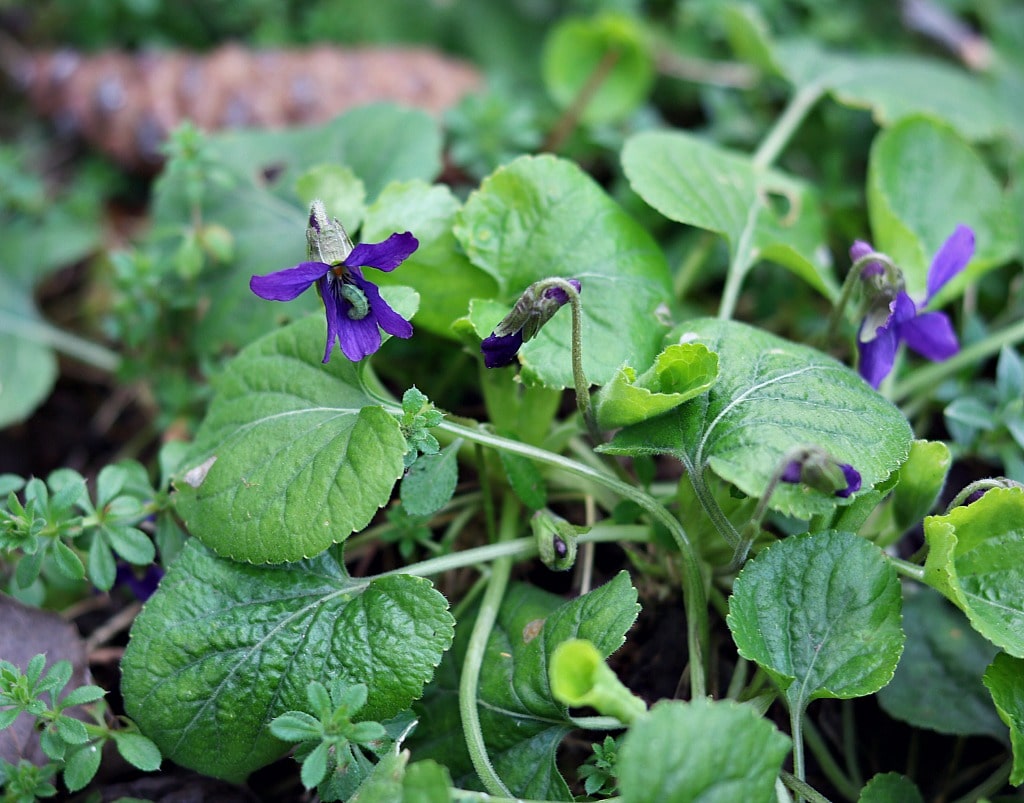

[2,1,1024,801]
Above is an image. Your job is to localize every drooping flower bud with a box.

[532,509,586,571]
[482,278,581,368]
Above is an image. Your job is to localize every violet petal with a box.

[858,321,900,389]
[345,232,419,273]
[356,276,413,340]
[926,224,975,304]
[837,464,862,498]
[250,261,327,301]
[900,310,959,362]
[482,330,524,368]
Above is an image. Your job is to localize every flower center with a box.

[326,268,371,321]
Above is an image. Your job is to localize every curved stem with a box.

[459,497,519,796]
[432,415,709,699]
[752,82,826,171]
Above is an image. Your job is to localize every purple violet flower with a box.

[482,279,581,368]
[250,200,418,363]
[855,225,975,388]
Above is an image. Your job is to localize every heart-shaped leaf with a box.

[868,117,1018,304]
[618,699,791,803]
[454,154,672,388]
[174,290,418,564]
[601,318,912,519]
[727,530,904,713]
[621,130,836,299]
[121,540,454,782]
[877,589,1004,739]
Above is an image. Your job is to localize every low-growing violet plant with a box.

[4,20,1024,803]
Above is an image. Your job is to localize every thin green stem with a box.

[949,758,1013,803]
[459,497,520,796]
[377,524,650,581]
[892,316,1024,403]
[887,555,926,583]
[841,700,863,790]
[673,231,716,301]
[790,702,807,802]
[717,200,760,320]
[779,771,834,803]
[752,82,826,171]
[431,415,709,699]
[717,82,826,321]
[0,316,120,372]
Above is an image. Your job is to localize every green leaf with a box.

[618,699,791,803]
[775,40,1008,142]
[403,760,454,803]
[62,743,101,793]
[411,572,639,799]
[59,685,105,708]
[727,530,904,712]
[0,273,58,428]
[601,319,913,519]
[362,181,498,338]
[945,397,996,433]
[595,343,718,430]
[454,154,672,388]
[982,652,1024,786]
[924,487,1024,657]
[88,538,116,592]
[542,13,654,124]
[621,130,836,299]
[104,525,156,566]
[173,298,417,564]
[498,452,548,511]
[877,589,1004,738]
[121,540,454,782]
[858,773,924,803]
[51,541,85,582]
[110,731,162,771]
[401,441,460,517]
[350,749,407,802]
[868,117,1018,303]
[269,711,322,743]
[891,440,951,532]
[302,742,331,790]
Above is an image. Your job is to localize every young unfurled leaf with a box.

[595,343,718,430]
[924,487,1024,657]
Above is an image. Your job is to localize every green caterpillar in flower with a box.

[339,283,370,320]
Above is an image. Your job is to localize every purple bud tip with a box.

[964,488,987,505]
[837,464,862,498]
[554,536,567,558]
[542,279,581,305]
[780,460,803,484]
[308,211,320,232]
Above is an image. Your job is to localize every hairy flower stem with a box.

[534,277,599,442]
[459,496,520,797]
